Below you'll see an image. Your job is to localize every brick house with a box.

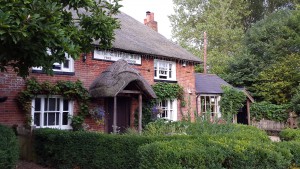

[0,12,201,133]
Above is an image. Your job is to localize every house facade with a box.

[0,12,201,133]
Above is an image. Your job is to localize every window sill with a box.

[32,70,75,76]
[154,79,177,83]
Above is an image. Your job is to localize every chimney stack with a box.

[144,11,158,32]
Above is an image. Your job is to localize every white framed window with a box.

[154,59,176,81]
[31,95,73,130]
[157,99,177,121]
[33,52,74,73]
[199,95,221,119]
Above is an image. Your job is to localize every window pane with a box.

[49,98,56,111]
[34,113,40,126]
[57,98,60,110]
[56,113,59,125]
[48,113,55,126]
[44,113,47,126]
[53,63,61,70]
[35,98,41,111]
[63,100,69,111]
[63,112,68,125]
[169,64,172,78]
[44,98,48,111]
[63,59,69,69]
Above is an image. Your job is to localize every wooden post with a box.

[138,94,142,134]
[203,32,207,74]
[113,96,117,133]
[247,100,251,125]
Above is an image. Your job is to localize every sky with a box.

[119,0,175,39]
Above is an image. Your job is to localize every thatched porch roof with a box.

[89,60,156,99]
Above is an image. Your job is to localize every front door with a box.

[107,97,131,133]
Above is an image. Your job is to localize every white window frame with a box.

[157,99,177,121]
[32,52,74,73]
[31,95,74,130]
[199,95,221,119]
[154,59,176,81]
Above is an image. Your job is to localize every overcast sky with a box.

[119,0,174,39]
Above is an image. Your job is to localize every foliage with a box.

[138,134,290,169]
[152,82,184,101]
[250,102,290,122]
[225,9,300,104]
[0,0,121,77]
[291,85,300,114]
[18,78,90,128]
[33,128,191,169]
[0,124,19,169]
[253,55,300,105]
[143,119,188,136]
[219,86,246,120]
[279,128,300,141]
[170,0,249,74]
[277,141,300,167]
[134,100,157,128]
[69,115,85,131]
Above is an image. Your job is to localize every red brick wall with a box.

[0,52,198,129]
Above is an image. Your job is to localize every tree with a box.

[225,9,300,104]
[170,0,249,74]
[0,0,121,77]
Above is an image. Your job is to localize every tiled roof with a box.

[195,73,231,94]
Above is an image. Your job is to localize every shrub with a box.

[138,136,291,169]
[0,124,19,169]
[34,128,193,169]
[279,128,300,141]
[277,141,300,167]
[250,102,290,122]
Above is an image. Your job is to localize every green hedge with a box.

[34,129,193,169]
[0,124,19,169]
[279,128,300,141]
[138,136,291,169]
[277,141,300,167]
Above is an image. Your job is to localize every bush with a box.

[34,128,193,169]
[279,128,300,141]
[250,102,290,122]
[277,141,300,167]
[138,135,291,169]
[0,124,19,169]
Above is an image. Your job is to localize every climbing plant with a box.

[152,82,184,101]
[219,86,246,121]
[18,78,90,128]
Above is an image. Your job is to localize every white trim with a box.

[32,53,74,73]
[31,95,73,130]
[199,95,221,118]
[158,99,177,121]
[154,59,176,81]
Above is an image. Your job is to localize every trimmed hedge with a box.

[138,136,291,169]
[279,128,300,141]
[0,124,19,169]
[34,129,193,169]
[277,141,300,167]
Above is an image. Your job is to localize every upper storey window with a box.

[154,59,176,81]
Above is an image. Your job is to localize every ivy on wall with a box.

[152,82,184,101]
[18,78,90,128]
[220,86,246,121]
